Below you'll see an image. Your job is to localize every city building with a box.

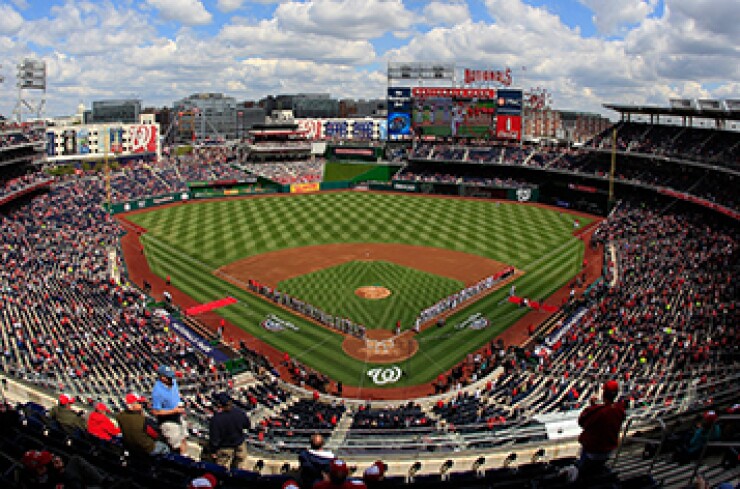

[173,93,238,142]
[523,109,611,143]
[91,99,141,124]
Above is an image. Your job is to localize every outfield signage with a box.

[393,182,417,192]
[109,192,190,214]
[290,182,321,194]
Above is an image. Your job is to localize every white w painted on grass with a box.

[367,366,402,385]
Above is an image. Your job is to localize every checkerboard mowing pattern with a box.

[127,192,590,388]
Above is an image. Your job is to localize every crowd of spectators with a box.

[0,172,52,201]
[405,123,739,212]
[395,167,534,189]
[0,127,738,485]
[242,160,325,184]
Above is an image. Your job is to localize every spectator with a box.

[17,449,113,489]
[49,394,86,434]
[150,364,187,454]
[313,458,366,489]
[298,433,335,489]
[116,393,170,456]
[675,411,722,463]
[87,402,121,442]
[362,460,387,485]
[577,380,626,477]
[187,473,218,489]
[207,392,250,470]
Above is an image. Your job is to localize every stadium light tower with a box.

[13,58,47,122]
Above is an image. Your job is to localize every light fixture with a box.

[472,456,486,474]
[408,461,422,479]
[504,452,517,468]
[532,448,545,464]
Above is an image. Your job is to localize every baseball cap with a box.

[21,450,53,471]
[125,393,146,405]
[157,365,175,378]
[703,411,718,423]
[188,473,217,489]
[58,394,75,405]
[282,481,300,489]
[329,458,350,480]
[94,402,109,412]
[603,380,619,392]
[213,392,231,407]
[363,460,387,481]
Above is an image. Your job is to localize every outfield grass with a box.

[278,260,463,330]
[127,192,589,388]
[323,162,378,182]
[323,162,401,183]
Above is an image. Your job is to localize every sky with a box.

[0,0,737,118]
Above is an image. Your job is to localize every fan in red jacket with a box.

[87,402,121,441]
[577,380,626,476]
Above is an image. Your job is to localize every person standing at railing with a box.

[576,380,626,478]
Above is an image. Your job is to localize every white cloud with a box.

[0,4,24,35]
[217,0,243,11]
[220,18,377,64]
[1,0,737,119]
[423,1,470,26]
[145,0,212,25]
[275,0,415,39]
[580,0,657,35]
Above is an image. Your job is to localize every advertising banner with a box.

[495,114,522,140]
[296,119,324,140]
[335,148,374,157]
[110,127,124,153]
[325,121,348,139]
[62,130,76,156]
[378,119,388,140]
[496,89,524,115]
[77,128,90,154]
[129,125,158,153]
[46,132,55,156]
[352,120,374,140]
[290,182,321,194]
[413,87,496,99]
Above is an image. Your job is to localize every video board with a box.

[387,87,413,140]
[412,87,497,138]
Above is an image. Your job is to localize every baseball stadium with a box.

[1,14,739,489]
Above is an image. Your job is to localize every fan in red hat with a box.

[576,380,627,476]
[313,458,367,489]
[87,402,121,442]
[362,460,387,483]
[188,473,217,489]
[49,393,86,434]
[673,410,722,463]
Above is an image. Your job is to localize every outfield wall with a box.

[371,181,540,203]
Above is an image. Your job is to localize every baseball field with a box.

[125,192,590,389]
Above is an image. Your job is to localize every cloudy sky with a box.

[0,0,737,118]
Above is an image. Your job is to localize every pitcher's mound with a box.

[355,286,391,300]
